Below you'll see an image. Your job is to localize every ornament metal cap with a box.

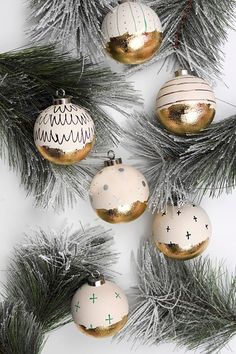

[87,271,105,287]
[175,69,189,77]
[104,150,122,167]
[53,89,72,105]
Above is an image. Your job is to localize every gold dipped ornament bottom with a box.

[106,30,163,65]
[36,139,95,165]
[95,200,148,224]
[77,315,128,338]
[154,238,210,261]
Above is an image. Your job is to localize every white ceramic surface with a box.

[34,103,95,152]
[89,163,149,210]
[71,280,129,329]
[153,204,212,247]
[101,1,162,42]
[156,74,216,110]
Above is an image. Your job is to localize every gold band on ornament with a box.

[157,103,215,135]
[154,238,209,261]
[77,315,128,338]
[36,138,95,165]
[96,200,148,223]
[106,30,163,65]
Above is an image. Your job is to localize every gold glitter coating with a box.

[105,30,163,65]
[36,138,95,165]
[154,238,209,260]
[77,315,128,338]
[157,103,215,135]
[96,200,148,224]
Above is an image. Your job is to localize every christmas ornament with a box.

[152,203,212,260]
[34,90,95,165]
[71,273,129,337]
[89,151,149,223]
[156,69,216,135]
[101,1,163,65]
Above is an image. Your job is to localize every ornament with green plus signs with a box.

[89,293,98,304]
[71,277,129,338]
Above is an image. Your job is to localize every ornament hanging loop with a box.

[56,88,66,97]
[53,88,72,105]
[88,270,105,287]
[175,69,189,77]
[104,150,122,167]
[107,150,115,160]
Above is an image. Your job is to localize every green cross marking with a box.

[115,292,121,299]
[105,314,113,325]
[89,293,98,304]
[75,302,80,312]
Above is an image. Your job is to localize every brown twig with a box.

[174,0,194,49]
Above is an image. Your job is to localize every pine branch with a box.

[5,225,117,332]
[124,113,236,212]
[118,240,236,353]
[127,0,236,80]
[0,45,141,209]
[176,115,236,201]
[0,302,44,354]
[28,0,118,61]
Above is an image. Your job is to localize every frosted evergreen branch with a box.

[124,113,236,212]
[0,46,141,209]
[176,115,236,201]
[117,240,236,353]
[0,301,44,354]
[28,0,118,61]
[127,0,236,80]
[5,225,117,332]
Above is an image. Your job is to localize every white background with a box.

[0,1,236,353]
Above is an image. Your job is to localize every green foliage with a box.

[0,45,141,209]
[5,225,117,332]
[118,240,236,353]
[128,0,236,79]
[0,302,44,354]
[124,113,236,211]
[29,0,118,61]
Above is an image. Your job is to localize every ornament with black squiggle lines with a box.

[34,92,95,165]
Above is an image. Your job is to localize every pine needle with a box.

[123,113,236,212]
[5,225,117,332]
[117,240,236,353]
[0,45,141,209]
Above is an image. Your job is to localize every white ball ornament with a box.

[34,90,95,165]
[152,204,212,260]
[156,69,216,135]
[101,1,163,65]
[71,274,129,338]
[89,151,150,223]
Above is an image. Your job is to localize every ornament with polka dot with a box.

[89,151,149,223]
